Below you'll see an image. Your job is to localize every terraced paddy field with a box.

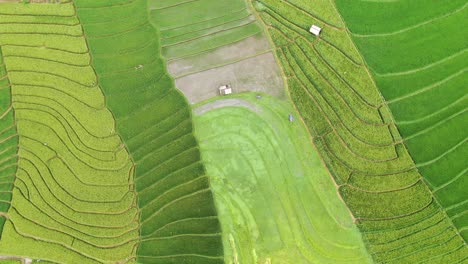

[252,0,467,262]
[193,93,370,264]
[0,0,465,263]
[149,0,285,103]
[0,0,223,263]
[335,0,468,241]
[75,0,224,263]
[0,2,140,262]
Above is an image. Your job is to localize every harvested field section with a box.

[167,35,271,78]
[194,93,371,263]
[336,0,468,241]
[253,0,467,262]
[150,0,285,104]
[74,0,224,262]
[175,52,284,104]
[0,2,139,263]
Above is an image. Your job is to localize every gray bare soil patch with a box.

[168,35,271,77]
[176,52,284,104]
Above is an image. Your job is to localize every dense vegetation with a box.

[252,0,467,262]
[335,0,468,241]
[194,93,370,263]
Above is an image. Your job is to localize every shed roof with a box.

[309,25,322,36]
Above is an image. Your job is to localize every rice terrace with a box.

[0,0,465,263]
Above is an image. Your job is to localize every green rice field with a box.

[0,0,222,263]
[0,0,465,263]
[335,0,468,241]
[76,0,224,263]
[252,0,468,262]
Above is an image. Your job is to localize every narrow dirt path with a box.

[194,98,262,115]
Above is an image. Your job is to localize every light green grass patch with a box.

[194,93,371,264]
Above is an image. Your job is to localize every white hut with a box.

[309,25,322,36]
[219,84,232,96]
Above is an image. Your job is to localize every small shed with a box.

[219,84,232,96]
[309,25,322,36]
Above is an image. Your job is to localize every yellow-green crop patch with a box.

[252,0,467,262]
[335,0,468,241]
[0,2,139,263]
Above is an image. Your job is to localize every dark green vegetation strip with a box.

[252,0,467,262]
[335,0,468,241]
[74,0,224,263]
[0,46,18,239]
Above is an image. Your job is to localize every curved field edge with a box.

[250,0,467,263]
[193,93,371,264]
[74,0,224,263]
[334,0,468,242]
